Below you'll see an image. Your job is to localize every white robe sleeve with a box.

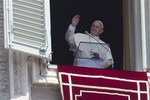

[65,24,77,52]
[65,25,76,42]
[65,25,89,52]
[104,48,114,68]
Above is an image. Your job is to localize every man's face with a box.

[90,20,103,36]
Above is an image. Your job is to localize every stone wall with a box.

[0,0,10,100]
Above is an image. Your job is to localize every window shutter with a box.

[3,0,52,60]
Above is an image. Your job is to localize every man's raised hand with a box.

[71,14,80,27]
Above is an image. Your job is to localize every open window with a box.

[3,0,52,60]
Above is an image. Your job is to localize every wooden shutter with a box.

[3,0,52,60]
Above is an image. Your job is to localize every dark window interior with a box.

[50,0,123,70]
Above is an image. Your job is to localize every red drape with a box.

[58,65,149,100]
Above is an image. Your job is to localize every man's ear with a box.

[100,29,104,34]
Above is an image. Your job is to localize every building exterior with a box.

[0,0,150,100]
[0,0,9,99]
[0,0,61,100]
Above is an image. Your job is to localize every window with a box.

[3,0,52,60]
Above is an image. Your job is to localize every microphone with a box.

[85,31,90,35]
[85,31,110,52]
[85,31,114,68]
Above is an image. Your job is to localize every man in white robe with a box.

[65,14,114,68]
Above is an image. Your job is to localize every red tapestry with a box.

[58,65,149,100]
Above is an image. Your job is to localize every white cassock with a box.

[65,24,114,68]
